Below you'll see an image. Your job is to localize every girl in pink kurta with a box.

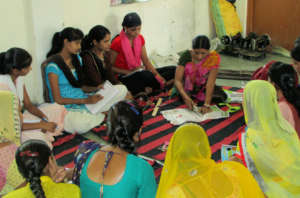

[268,61,300,139]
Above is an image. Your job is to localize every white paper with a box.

[161,105,229,125]
[85,81,119,114]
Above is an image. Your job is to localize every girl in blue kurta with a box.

[43,27,127,134]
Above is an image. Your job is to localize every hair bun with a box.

[280,74,295,89]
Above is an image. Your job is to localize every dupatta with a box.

[120,30,142,70]
[243,80,300,197]
[0,91,21,146]
[156,123,264,198]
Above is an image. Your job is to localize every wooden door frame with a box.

[246,0,254,34]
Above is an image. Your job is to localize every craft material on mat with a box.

[224,89,243,103]
[152,98,162,116]
[85,81,118,114]
[221,144,238,161]
[161,105,229,125]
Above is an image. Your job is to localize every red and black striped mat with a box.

[53,86,245,179]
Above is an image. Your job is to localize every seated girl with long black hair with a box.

[80,25,131,97]
[4,139,80,198]
[44,27,127,134]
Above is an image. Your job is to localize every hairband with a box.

[126,101,140,115]
[19,150,39,157]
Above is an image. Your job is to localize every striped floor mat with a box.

[92,86,245,178]
[53,132,87,168]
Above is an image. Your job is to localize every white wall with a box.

[62,0,195,56]
[1,0,247,103]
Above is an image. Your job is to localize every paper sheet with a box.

[85,81,119,114]
[161,105,229,125]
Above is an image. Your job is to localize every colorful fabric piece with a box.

[156,123,264,198]
[242,80,300,197]
[211,0,242,38]
[3,176,81,198]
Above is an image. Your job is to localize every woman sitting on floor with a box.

[268,62,300,138]
[80,25,130,100]
[156,123,264,198]
[70,100,156,198]
[0,48,66,149]
[0,91,24,195]
[44,27,125,134]
[173,35,227,113]
[234,80,300,197]
[110,12,176,97]
[4,139,80,198]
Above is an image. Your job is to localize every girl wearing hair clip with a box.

[4,139,80,198]
[71,100,157,198]
[268,62,300,138]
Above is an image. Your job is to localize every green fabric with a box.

[211,0,226,38]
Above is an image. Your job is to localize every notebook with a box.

[85,81,119,114]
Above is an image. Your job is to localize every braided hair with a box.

[106,100,143,153]
[15,140,52,198]
[268,61,300,116]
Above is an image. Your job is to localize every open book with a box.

[161,105,229,125]
[85,81,119,114]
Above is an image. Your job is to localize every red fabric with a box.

[251,61,299,85]
[251,60,276,80]
[111,34,145,70]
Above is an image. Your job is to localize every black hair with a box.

[106,100,143,153]
[291,46,300,62]
[122,12,142,28]
[81,25,111,51]
[268,61,300,116]
[15,140,52,198]
[0,47,32,74]
[47,27,84,58]
[192,35,210,50]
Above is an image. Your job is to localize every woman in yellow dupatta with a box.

[0,91,24,195]
[156,123,264,198]
[240,80,300,197]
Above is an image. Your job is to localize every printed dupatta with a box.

[184,51,220,101]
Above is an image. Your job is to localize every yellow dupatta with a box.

[0,91,21,146]
[243,80,300,197]
[156,123,264,198]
